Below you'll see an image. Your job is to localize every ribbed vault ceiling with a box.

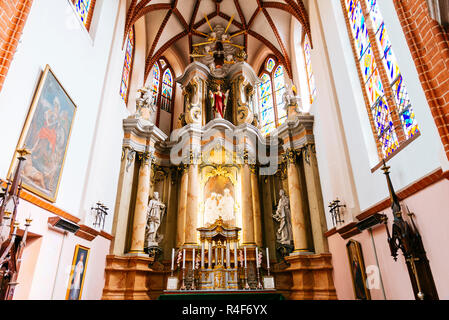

[124,0,311,80]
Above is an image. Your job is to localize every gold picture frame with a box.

[346,240,371,300]
[8,65,77,203]
[66,245,90,300]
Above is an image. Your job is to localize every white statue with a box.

[218,188,234,221]
[272,189,293,245]
[145,192,166,247]
[204,192,218,225]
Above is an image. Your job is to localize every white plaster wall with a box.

[0,0,123,299]
[294,0,362,229]
[0,0,120,218]
[315,0,446,213]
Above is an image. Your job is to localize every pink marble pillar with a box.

[286,150,309,252]
[176,165,188,247]
[184,162,199,245]
[241,163,255,245]
[129,152,152,253]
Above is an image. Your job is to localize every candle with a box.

[244,247,247,268]
[226,242,230,268]
[266,247,270,269]
[182,249,186,269]
[201,242,205,269]
[208,242,212,269]
[171,248,175,271]
[215,247,218,266]
[256,247,259,268]
[192,248,195,270]
[234,242,238,268]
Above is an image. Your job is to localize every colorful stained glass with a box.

[120,28,135,103]
[266,58,275,72]
[159,59,167,69]
[161,68,173,112]
[274,66,287,126]
[304,34,317,104]
[365,68,384,105]
[151,63,160,105]
[343,0,421,158]
[259,73,275,135]
[73,0,94,29]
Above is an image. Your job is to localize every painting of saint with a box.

[203,174,235,226]
[66,245,90,300]
[10,65,76,202]
[346,240,371,300]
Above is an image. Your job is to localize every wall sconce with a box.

[91,202,108,230]
[328,198,345,227]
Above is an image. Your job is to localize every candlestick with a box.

[234,242,237,269]
[208,241,212,269]
[215,247,218,266]
[183,249,186,269]
[256,247,259,268]
[171,248,175,273]
[226,242,230,269]
[266,247,270,276]
[201,242,205,269]
[221,246,224,266]
[244,247,247,268]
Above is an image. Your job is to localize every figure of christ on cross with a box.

[209,84,229,119]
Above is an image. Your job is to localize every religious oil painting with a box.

[203,168,236,227]
[66,245,90,300]
[10,65,77,202]
[346,240,371,300]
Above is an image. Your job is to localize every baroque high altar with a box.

[102,26,336,300]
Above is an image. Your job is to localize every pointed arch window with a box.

[120,27,135,104]
[342,0,419,159]
[303,34,317,104]
[149,58,175,114]
[161,68,174,112]
[258,56,287,136]
[72,0,96,31]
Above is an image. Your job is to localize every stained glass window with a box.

[343,0,419,158]
[151,63,160,105]
[161,68,173,112]
[258,56,287,135]
[72,0,96,30]
[150,57,175,116]
[303,34,317,104]
[120,27,135,103]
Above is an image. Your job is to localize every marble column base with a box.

[284,253,337,300]
[102,255,169,300]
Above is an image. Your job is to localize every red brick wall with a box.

[0,0,33,92]
[393,0,449,160]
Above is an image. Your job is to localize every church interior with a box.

[0,0,448,300]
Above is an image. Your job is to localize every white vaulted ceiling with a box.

[124,0,311,80]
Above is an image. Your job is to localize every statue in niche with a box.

[272,189,293,245]
[134,86,156,120]
[145,192,166,247]
[209,84,229,119]
[282,83,303,118]
[183,76,202,124]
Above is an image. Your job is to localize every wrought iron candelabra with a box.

[91,202,108,230]
[328,198,345,227]
[0,149,32,300]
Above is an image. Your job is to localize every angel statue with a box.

[272,189,293,245]
[145,192,166,247]
[209,84,229,119]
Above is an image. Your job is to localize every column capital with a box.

[137,151,154,166]
[284,148,301,165]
